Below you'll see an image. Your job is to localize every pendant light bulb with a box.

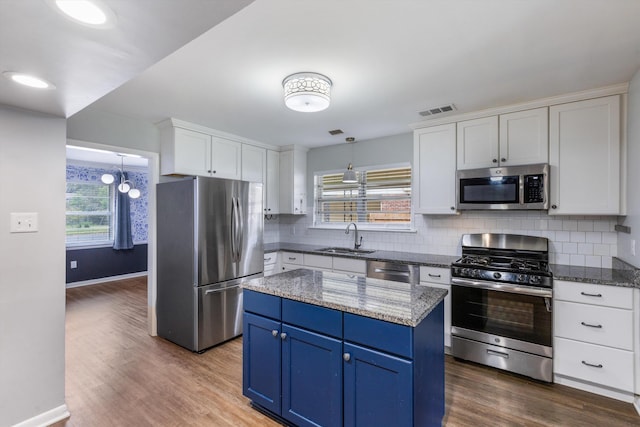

[342,163,357,183]
[118,181,131,193]
[101,173,115,184]
[128,188,141,199]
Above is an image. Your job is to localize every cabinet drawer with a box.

[554,280,633,309]
[282,299,342,338]
[244,290,281,320]
[344,313,412,359]
[263,252,278,266]
[281,252,303,265]
[304,254,333,270]
[554,337,634,392]
[419,266,450,285]
[333,257,366,274]
[554,300,632,350]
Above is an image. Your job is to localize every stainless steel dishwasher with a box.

[366,260,420,284]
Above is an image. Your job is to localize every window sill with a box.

[308,225,417,234]
[66,241,148,250]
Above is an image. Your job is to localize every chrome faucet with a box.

[345,222,363,249]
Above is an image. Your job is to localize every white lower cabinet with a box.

[280,251,303,272]
[263,252,279,277]
[419,266,451,350]
[303,254,333,271]
[332,257,366,275]
[553,280,637,400]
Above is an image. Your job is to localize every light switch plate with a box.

[10,212,39,233]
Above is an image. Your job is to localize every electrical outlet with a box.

[70,260,78,269]
[10,212,38,233]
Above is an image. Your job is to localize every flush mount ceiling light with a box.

[47,0,116,28]
[3,71,55,89]
[342,163,358,184]
[282,72,332,112]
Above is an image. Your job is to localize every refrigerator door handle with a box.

[230,196,237,262]
[237,197,244,260]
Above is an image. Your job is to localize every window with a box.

[65,182,113,245]
[314,165,412,229]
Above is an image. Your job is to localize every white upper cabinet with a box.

[279,147,307,215]
[456,116,499,169]
[159,122,242,180]
[457,108,548,170]
[265,149,280,214]
[241,144,266,183]
[549,95,622,215]
[499,107,549,166]
[413,123,457,214]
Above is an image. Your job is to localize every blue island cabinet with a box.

[243,289,445,427]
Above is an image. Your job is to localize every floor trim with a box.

[66,271,147,288]
[11,404,70,427]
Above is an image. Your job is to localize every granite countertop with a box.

[264,242,640,289]
[264,242,458,268]
[242,268,448,327]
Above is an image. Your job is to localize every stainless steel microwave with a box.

[456,163,549,210]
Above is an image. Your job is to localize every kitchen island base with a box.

[242,273,445,427]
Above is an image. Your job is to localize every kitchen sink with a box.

[315,247,376,255]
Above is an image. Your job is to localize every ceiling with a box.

[3,1,640,149]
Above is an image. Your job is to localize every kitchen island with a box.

[242,269,447,427]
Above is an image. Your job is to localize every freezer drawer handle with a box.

[486,349,509,359]
[205,284,240,295]
[580,321,603,329]
[582,361,603,369]
[580,291,602,298]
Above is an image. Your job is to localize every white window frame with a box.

[65,180,115,247]
[313,162,414,232]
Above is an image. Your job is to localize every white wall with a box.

[286,132,619,268]
[618,69,640,268]
[0,106,68,426]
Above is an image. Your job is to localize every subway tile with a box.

[585,256,602,268]
[570,254,585,266]
[570,232,586,243]
[578,243,594,255]
[602,257,613,268]
[555,253,571,265]
[562,220,578,231]
[548,220,563,231]
[562,242,578,254]
[602,232,616,244]
[594,220,613,232]
[585,232,602,244]
[555,231,571,242]
[577,221,594,232]
[593,244,610,256]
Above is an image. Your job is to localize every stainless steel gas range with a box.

[450,233,553,382]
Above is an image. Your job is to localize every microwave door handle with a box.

[519,175,525,205]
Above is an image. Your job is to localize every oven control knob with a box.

[517,274,526,282]
[493,272,502,279]
[530,276,540,284]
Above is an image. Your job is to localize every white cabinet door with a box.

[499,107,548,166]
[332,257,366,275]
[210,136,242,180]
[419,266,451,349]
[413,124,457,214]
[265,149,280,214]
[549,95,621,215]
[242,145,266,183]
[167,127,212,176]
[279,148,307,214]
[456,116,499,170]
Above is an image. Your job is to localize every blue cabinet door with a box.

[343,342,413,427]
[282,324,343,427]
[243,312,282,415]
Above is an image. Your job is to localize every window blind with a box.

[65,182,113,244]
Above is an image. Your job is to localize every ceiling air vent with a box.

[418,104,456,117]
[328,129,344,135]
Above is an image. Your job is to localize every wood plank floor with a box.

[55,277,640,427]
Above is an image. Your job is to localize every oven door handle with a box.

[451,277,553,298]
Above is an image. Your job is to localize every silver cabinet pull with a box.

[501,158,506,162]
[487,349,509,359]
[580,321,603,329]
[428,273,441,278]
[288,257,297,261]
[271,330,278,337]
[343,353,351,362]
[280,332,287,340]
[582,361,603,368]
[580,291,602,298]
[264,256,272,262]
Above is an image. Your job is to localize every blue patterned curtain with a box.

[113,171,134,250]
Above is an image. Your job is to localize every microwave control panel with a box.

[523,174,544,203]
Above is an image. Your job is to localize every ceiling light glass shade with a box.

[118,181,131,193]
[128,188,141,199]
[3,71,55,89]
[342,163,358,183]
[55,0,107,25]
[101,173,115,184]
[283,72,332,112]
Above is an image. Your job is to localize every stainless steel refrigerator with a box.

[156,176,263,352]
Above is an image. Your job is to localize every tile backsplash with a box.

[273,210,618,268]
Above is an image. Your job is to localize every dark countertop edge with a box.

[265,243,640,289]
[242,278,448,327]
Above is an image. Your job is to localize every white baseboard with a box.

[11,404,70,427]
[634,396,640,415]
[66,271,147,288]
[554,374,635,403]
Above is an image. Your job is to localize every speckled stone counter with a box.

[551,258,640,289]
[242,268,447,327]
[264,242,458,268]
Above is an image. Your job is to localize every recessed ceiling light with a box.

[46,0,116,28]
[3,71,55,89]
